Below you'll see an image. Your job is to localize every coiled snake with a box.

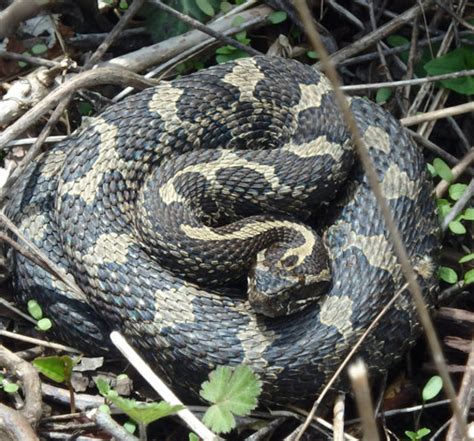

[5,57,439,404]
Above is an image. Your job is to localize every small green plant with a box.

[428,158,473,287]
[405,427,431,441]
[405,376,443,440]
[27,299,52,331]
[33,355,78,412]
[199,365,262,434]
[96,378,184,440]
[0,374,20,394]
[268,10,287,24]
[215,28,251,64]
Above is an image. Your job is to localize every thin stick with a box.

[341,69,474,92]
[0,68,159,150]
[0,213,84,299]
[0,297,37,325]
[293,1,467,439]
[86,408,138,441]
[445,339,474,441]
[110,332,220,441]
[0,330,81,354]
[148,0,261,57]
[401,101,474,127]
[332,393,345,441]
[348,360,380,441]
[0,50,60,68]
[4,136,66,147]
[0,94,72,205]
[84,0,146,69]
[316,0,435,68]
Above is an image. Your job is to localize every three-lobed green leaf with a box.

[200,365,262,434]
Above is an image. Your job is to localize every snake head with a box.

[247,245,331,318]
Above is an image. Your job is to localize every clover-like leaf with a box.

[269,11,287,24]
[27,299,43,320]
[448,183,467,201]
[422,375,442,401]
[376,87,392,104]
[200,365,262,434]
[459,253,474,264]
[3,382,19,393]
[37,318,52,331]
[438,266,458,284]
[464,269,474,285]
[448,220,466,235]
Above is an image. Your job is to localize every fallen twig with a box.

[348,360,380,441]
[0,344,42,428]
[85,408,138,441]
[0,402,39,441]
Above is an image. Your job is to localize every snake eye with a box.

[281,255,297,268]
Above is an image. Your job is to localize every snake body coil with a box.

[5,57,439,404]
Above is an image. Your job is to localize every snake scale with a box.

[5,56,440,405]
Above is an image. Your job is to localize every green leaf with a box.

[31,43,47,55]
[99,404,111,414]
[200,365,262,434]
[424,47,474,94]
[3,382,19,393]
[231,15,245,27]
[405,431,417,441]
[189,433,199,441]
[436,198,451,219]
[427,163,436,176]
[459,253,474,264]
[422,375,442,401]
[78,101,93,116]
[196,0,215,16]
[438,266,458,284]
[386,35,410,47]
[115,399,183,425]
[33,355,75,384]
[448,220,466,235]
[432,158,453,182]
[37,318,52,331]
[96,378,112,396]
[417,428,431,438]
[235,31,250,45]
[119,0,128,9]
[269,11,287,24]
[27,300,43,320]
[375,87,392,104]
[216,45,236,55]
[220,2,232,13]
[124,420,137,434]
[96,379,183,425]
[307,50,318,59]
[462,208,474,220]
[448,183,467,201]
[216,49,248,64]
[464,269,474,285]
